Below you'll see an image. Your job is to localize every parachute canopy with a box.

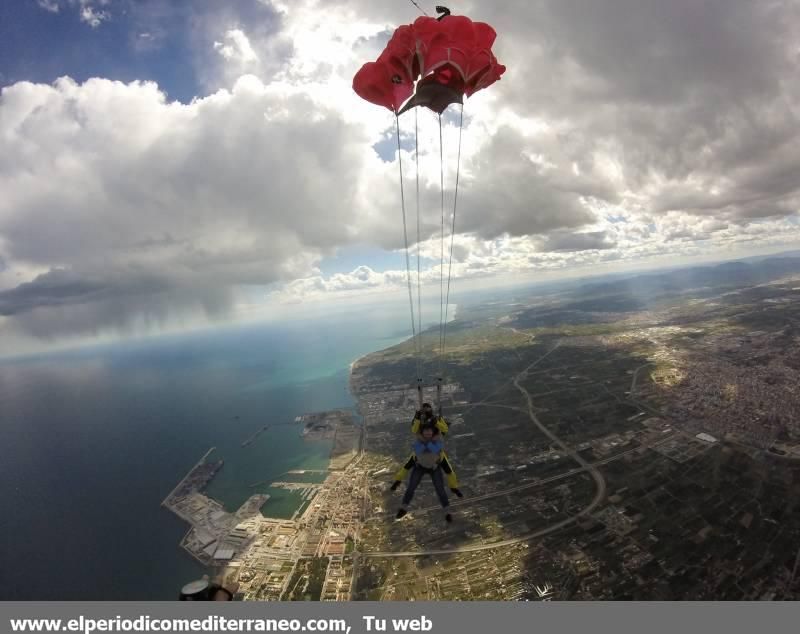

[352,14,505,115]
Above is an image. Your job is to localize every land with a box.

[163,410,362,599]
[161,449,270,566]
[165,255,800,600]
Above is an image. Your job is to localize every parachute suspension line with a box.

[437,112,446,377]
[406,0,429,17]
[395,114,420,382]
[415,107,422,381]
[441,104,463,364]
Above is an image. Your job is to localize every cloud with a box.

[0,269,112,316]
[539,230,616,252]
[0,268,217,340]
[0,75,371,335]
[80,4,109,28]
[0,272,233,340]
[7,0,800,344]
[37,0,60,13]
[189,3,294,92]
[214,29,259,63]
[473,0,800,224]
[36,0,112,27]
[453,124,612,240]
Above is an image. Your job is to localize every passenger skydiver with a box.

[394,424,452,523]
[391,402,463,497]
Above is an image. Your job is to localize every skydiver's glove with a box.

[450,488,463,498]
[390,481,401,491]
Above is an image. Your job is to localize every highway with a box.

[363,511,595,558]
[630,362,655,396]
[512,342,608,514]
[383,430,676,519]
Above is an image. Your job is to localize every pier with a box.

[241,425,270,448]
[161,446,216,506]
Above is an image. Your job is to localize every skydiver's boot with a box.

[396,506,408,519]
[444,511,453,523]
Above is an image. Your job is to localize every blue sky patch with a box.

[0,0,280,103]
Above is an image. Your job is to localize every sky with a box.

[2,0,800,355]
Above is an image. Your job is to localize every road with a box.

[630,362,655,396]
[458,335,559,417]
[508,340,607,519]
[367,430,676,525]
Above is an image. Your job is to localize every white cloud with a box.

[213,29,259,63]
[37,0,112,27]
[80,4,109,28]
[0,75,374,335]
[37,0,60,13]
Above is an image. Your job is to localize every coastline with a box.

[346,303,457,398]
[4,313,430,600]
[348,351,370,388]
[348,352,372,421]
[161,311,456,598]
[348,334,392,374]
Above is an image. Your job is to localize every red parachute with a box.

[353,12,505,115]
[350,9,505,426]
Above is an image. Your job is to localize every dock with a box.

[161,447,216,506]
[241,425,270,448]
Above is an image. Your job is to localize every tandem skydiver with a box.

[394,423,453,523]
[391,402,463,497]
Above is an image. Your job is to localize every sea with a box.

[0,301,446,600]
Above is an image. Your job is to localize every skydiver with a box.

[411,402,448,436]
[394,424,453,523]
[391,402,463,496]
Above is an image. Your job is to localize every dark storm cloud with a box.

[0,269,111,316]
[0,268,236,338]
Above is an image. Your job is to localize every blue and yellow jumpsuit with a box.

[393,413,461,492]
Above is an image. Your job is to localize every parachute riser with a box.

[436,377,443,417]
